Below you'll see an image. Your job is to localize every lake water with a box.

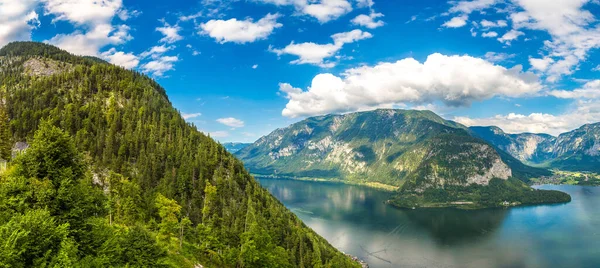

[257,178,600,268]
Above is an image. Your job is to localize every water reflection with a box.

[259,179,600,268]
[403,208,508,246]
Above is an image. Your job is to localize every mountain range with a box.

[236,109,571,208]
[470,124,600,172]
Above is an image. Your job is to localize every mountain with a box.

[222,142,251,153]
[0,42,359,267]
[469,126,555,164]
[471,123,600,172]
[236,109,569,208]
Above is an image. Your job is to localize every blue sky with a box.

[2,0,600,141]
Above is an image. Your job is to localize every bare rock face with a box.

[23,57,72,77]
[466,159,511,185]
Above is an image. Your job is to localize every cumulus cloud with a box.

[269,29,372,67]
[448,0,500,14]
[497,29,524,44]
[141,55,178,77]
[257,0,352,23]
[42,0,136,58]
[529,57,554,72]
[47,24,132,56]
[484,52,515,62]
[217,117,245,128]
[455,99,600,135]
[156,21,183,43]
[100,48,139,69]
[279,53,542,118]
[351,12,384,29]
[480,19,507,28]
[0,0,40,47]
[42,0,122,25]
[548,80,600,99]
[508,0,600,81]
[482,31,498,38]
[443,15,468,28]
[182,112,202,119]
[200,13,282,44]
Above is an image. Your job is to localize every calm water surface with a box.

[258,178,600,268]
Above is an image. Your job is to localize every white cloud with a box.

[529,57,554,72]
[257,0,352,23]
[100,48,139,68]
[156,21,183,43]
[141,55,178,77]
[0,0,40,47]
[443,15,468,28]
[497,29,524,44]
[355,0,374,8]
[482,31,498,37]
[117,9,141,21]
[42,0,135,57]
[200,13,282,44]
[484,52,515,62]
[455,99,600,135]
[252,64,258,69]
[351,12,384,29]
[480,19,507,28]
[508,0,600,81]
[549,80,600,99]
[269,29,372,67]
[47,24,132,56]
[182,112,202,119]
[179,11,202,22]
[42,0,122,25]
[593,65,600,72]
[140,45,174,58]
[217,117,245,128]
[449,0,500,14]
[279,53,542,118]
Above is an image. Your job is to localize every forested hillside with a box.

[236,109,569,208]
[0,42,358,267]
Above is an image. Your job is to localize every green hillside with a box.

[0,42,359,267]
[237,109,569,209]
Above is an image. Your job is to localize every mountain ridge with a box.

[470,122,600,172]
[236,108,568,208]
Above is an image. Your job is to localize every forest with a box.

[0,42,359,268]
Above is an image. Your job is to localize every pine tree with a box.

[0,100,11,161]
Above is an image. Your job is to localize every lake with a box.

[257,178,600,268]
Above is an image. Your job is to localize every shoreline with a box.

[252,174,400,192]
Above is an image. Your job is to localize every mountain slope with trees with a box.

[237,109,569,208]
[0,42,359,267]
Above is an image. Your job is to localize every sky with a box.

[2,0,600,142]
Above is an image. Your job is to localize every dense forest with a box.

[0,42,359,267]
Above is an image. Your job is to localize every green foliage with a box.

[0,209,75,268]
[0,42,359,268]
[391,177,571,209]
[0,100,10,161]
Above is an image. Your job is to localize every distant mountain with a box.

[471,123,600,172]
[469,126,555,164]
[222,142,251,153]
[236,109,568,208]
